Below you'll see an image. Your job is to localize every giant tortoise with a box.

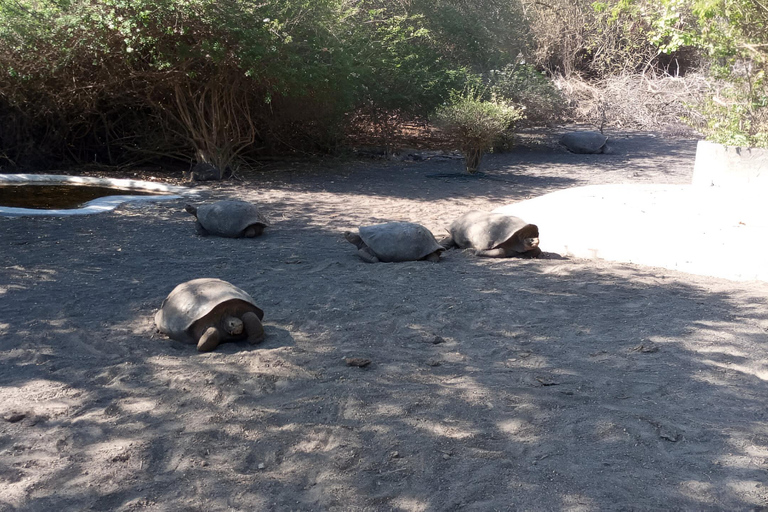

[560,131,608,154]
[155,278,265,352]
[185,200,269,238]
[440,210,541,258]
[344,222,445,263]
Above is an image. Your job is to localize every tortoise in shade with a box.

[155,278,265,352]
[184,200,269,238]
[344,222,445,263]
[560,131,608,154]
[440,210,541,258]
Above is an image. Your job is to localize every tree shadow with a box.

[1,139,765,510]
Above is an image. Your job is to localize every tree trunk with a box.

[464,147,483,174]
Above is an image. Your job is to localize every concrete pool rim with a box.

[0,173,199,217]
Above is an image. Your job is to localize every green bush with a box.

[488,63,565,124]
[0,0,540,169]
[433,89,524,173]
[693,75,768,148]
[0,0,359,167]
[651,0,768,147]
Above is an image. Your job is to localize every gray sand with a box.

[1,130,767,511]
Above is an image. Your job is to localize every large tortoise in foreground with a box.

[155,278,265,352]
[185,200,269,238]
[441,210,541,258]
[344,222,445,263]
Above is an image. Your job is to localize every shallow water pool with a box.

[0,184,168,210]
[0,174,197,217]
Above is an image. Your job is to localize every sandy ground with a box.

[1,130,767,511]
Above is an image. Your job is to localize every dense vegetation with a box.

[0,0,766,172]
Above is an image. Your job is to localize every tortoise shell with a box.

[448,211,536,251]
[155,278,263,344]
[358,222,445,262]
[194,200,269,238]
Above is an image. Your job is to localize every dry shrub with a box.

[525,0,699,79]
[526,0,590,77]
[555,72,710,135]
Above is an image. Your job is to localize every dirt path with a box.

[1,130,767,511]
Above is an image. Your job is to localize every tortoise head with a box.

[518,224,540,250]
[223,316,244,336]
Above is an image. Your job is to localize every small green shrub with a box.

[692,75,768,148]
[649,0,768,147]
[433,89,524,173]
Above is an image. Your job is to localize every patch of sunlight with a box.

[691,322,756,339]
[0,380,83,420]
[71,409,113,425]
[268,423,303,433]
[391,496,429,512]
[702,358,768,381]
[438,375,496,406]
[689,369,732,387]
[145,359,183,373]
[744,444,768,458]
[0,285,26,296]
[405,418,478,440]
[592,420,632,443]
[691,345,749,358]
[1,379,79,403]
[497,418,540,442]
[437,351,466,364]
[85,439,141,458]
[561,493,597,512]
[42,318,69,328]
[727,479,768,499]
[678,481,716,503]
[726,433,768,458]
[370,403,406,417]
[121,397,161,414]
[519,287,578,297]
[291,433,346,454]
[288,328,331,347]
[497,328,527,338]
[7,265,57,280]
[714,453,763,468]
[502,353,549,369]
[110,316,155,335]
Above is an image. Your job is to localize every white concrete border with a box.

[0,174,199,217]
[692,140,768,188]
[494,183,768,282]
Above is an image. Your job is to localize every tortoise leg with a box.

[505,236,541,258]
[197,326,222,352]
[475,248,508,258]
[344,232,379,262]
[194,221,209,236]
[344,231,366,249]
[242,311,265,345]
[423,251,442,262]
[243,224,265,238]
[478,246,542,259]
[520,246,542,259]
[357,247,380,263]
